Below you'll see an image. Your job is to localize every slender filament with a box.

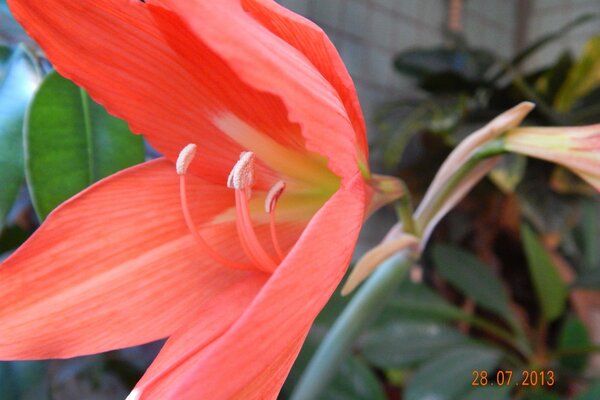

[179,175,252,270]
[234,189,279,272]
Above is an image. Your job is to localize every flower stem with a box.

[394,180,417,235]
[290,251,416,400]
[417,138,506,227]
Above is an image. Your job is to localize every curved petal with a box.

[0,159,258,359]
[150,0,361,180]
[241,0,368,164]
[131,174,367,399]
[8,0,359,183]
[504,125,600,192]
[126,275,267,400]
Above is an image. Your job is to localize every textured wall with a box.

[526,0,600,69]
[276,0,516,132]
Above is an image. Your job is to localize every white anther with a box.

[176,143,197,175]
[265,180,286,213]
[227,152,255,190]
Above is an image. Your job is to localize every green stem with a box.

[394,180,417,235]
[417,139,507,227]
[290,252,416,400]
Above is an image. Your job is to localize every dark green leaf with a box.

[361,320,470,368]
[25,71,145,220]
[521,224,568,322]
[0,225,30,253]
[405,345,503,400]
[394,47,495,84]
[574,268,600,288]
[284,335,386,400]
[0,362,20,400]
[433,244,512,318]
[537,52,573,104]
[0,46,40,228]
[505,14,597,75]
[463,385,511,400]
[382,281,469,322]
[520,390,561,400]
[322,356,386,400]
[575,382,600,400]
[558,317,591,372]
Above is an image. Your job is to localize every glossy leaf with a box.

[0,46,40,228]
[462,386,511,400]
[382,281,469,322]
[25,71,145,220]
[558,317,591,372]
[521,390,561,400]
[405,346,502,400]
[433,244,512,318]
[321,356,385,400]
[361,320,470,368]
[521,224,568,322]
[504,14,596,76]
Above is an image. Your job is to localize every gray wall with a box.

[277,0,517,131]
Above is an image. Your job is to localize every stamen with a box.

[229,152,279,272]
[176,143,197,175]
[227,151,255,196]
[265,180,286,260]
[177,145,252,270]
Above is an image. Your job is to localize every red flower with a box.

[1,1,397,398]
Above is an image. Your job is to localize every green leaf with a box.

[432,244,512,318]
[25,71,145,220]
[521,224,568,322]
[405,346,503,400]
[0,46,40,228]
[558,317,591,372]
[504,14,596,75]
[554,35,600,112]
[0,363,19,400]
[575,382,600,400]
[361,320,470,368]
[321,356,385,400]
[463,386,511,400]
[382,281,469,322]
[521,390,561,400]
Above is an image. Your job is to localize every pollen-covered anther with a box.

[176,143,197,175]
[227,151,255,191]
[265,180,286,213]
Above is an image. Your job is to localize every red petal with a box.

[241,0,368,164]
[153,1,361,180]
[127,275,267,399]
[0,159,257,359]
[131,174,368,399]
[9,0,360,182]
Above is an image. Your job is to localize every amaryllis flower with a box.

[1,0,400,398]
[505,124,600,190]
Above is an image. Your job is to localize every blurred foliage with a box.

[284,13,600,400]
